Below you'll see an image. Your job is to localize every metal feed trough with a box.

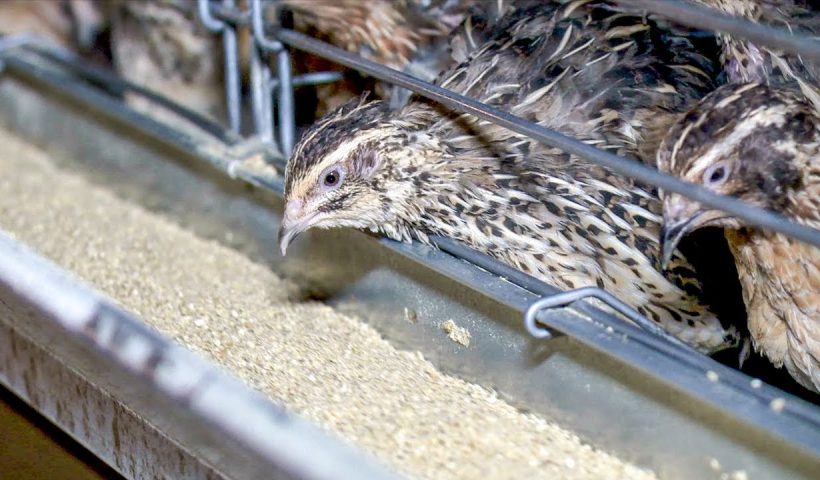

[0,0,818,478]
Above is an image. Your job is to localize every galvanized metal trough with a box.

[0,33,818,480]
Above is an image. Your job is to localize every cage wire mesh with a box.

[196,0,820,344]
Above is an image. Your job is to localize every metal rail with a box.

[616,0,820,64]
[0,33,238,143]
[0,230,400,480]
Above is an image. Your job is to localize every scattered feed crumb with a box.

[750,378,763,389]
[708,457,722,472]
[441,319,471,347]
[403,307,418,323]
[769,397,786,414]
[0,128,656,480]
[730,470,749,480]
[706,370,719,383]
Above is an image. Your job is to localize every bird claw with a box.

[737,337,752,369]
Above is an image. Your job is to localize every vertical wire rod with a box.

[221,0,241,133]
[276,48,295,156]
[249,0,287,148]
[250,45,275,143]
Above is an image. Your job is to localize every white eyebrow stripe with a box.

[289,129,388,199]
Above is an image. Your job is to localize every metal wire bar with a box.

[221,1,241,133]
[276,47,295,156]
[211,2,250,26]
[524,287,695,350]
[432,236,708,361]
[274,28,820,250]
[196,0,225,31]
[271,72,345,92]
[250,44,274,143]
[197,0,241,133]
[251,0,295,155]
[616,0,820,64]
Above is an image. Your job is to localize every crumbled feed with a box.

[441,319,471,347]
[0,128,656,480]
[769,398,786,414]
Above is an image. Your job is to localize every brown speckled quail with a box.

[657,1,820,391]
[108,0,226,122]
[277,0,739,352]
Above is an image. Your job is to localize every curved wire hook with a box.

[525,287,690,349]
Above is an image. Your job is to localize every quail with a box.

[0,0,104,52]
[108,0,228,123]
[658,82,820,392]
[278,0,738,352]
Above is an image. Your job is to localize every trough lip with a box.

[0,40,818,474]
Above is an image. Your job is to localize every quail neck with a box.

[281,0,737,353]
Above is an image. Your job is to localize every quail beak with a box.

[278,199,316,256]
[660,215,700,271]
[659,197,705,271]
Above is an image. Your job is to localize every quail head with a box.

[658,81,820,391]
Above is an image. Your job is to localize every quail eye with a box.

[703,161,730,186]
[324,171,339,186]
[319,166,345,190]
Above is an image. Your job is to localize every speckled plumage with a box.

[693,0,820,109]
[282,0,470,109]
[279,0,738,352]
[659,82,820,391]
[109,0,226,122]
